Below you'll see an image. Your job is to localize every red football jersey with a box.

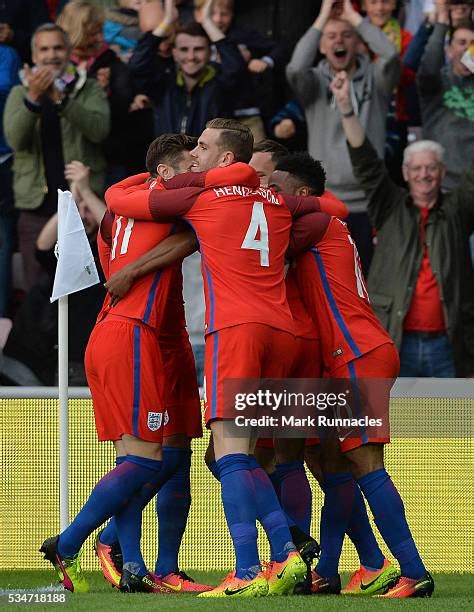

[295,216,393,371]
[284,189,349,341]
[98,179,186,335]
[285,266,318,340]
[106,165,324,335]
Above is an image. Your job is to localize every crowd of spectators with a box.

[0,0,472,384]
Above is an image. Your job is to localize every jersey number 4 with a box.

[241,202,269,267]
[110,216,134,260]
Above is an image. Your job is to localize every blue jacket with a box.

[129,33,245,136]
[0,45,20,157]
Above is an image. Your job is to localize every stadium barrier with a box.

[1,380,472,572]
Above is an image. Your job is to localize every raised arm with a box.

[129,0,177,94]
[286,0,336,104]
[36,213,59,252]
[199,0,226,42]
[330,71,404,229]
[285,27,321,104]
[128,32,167,95]
[350,14,400,95]
[417,16,449,98]
[330,71,365,147]
[214,37,247,90]
[403,19,434,71]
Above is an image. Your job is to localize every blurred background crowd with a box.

[0,0,472,385]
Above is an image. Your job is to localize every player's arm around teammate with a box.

[105,230,198,306]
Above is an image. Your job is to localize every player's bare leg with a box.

[344,443,383,480]
[114,439,126,457]
[211,420,253,459]
[120,434,162,459]
[253,445,276,474]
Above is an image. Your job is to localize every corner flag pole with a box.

[51,189,100,531]
[58,295,69,531]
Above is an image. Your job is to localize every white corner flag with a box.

[50,190,100,302]
[51,190,100,531]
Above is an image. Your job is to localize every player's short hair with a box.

[146,133,198,176]
[402,140,445,167]
[175,21,210,43]
[274,151,326,196]
[206,118,254,163]
[252,139,288,164]
[31,23,71,52]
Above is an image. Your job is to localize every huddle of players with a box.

[40,117,433,599]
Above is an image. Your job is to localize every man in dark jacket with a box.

[331,69,474,377]
[129,1,245,137]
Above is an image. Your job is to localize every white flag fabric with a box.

[50,190,100,302]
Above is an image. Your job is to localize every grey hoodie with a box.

[286,21,400,213]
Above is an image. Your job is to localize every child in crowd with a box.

[103,0,144,63]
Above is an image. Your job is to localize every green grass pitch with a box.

[1,571,473,611]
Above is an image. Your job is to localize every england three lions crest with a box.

[147,412,163,431]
